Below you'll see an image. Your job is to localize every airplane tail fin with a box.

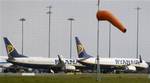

[75,37,92,58]
[3,37,26,58]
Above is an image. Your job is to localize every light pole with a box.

[47,6,52,58]
[109,23,111,58]
[67,18,75,59]
[135,6,141,59]
[19,18,26,55]
[96,0,101,81]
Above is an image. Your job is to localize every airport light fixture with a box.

[47,6,52,58]
[135,6,141,59]
[19,18,26,55]
[67,18,75,59]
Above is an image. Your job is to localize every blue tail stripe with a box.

[75,37,92,58]
[3,37,26,58]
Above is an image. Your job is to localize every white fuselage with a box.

[78,57,148,69]
[11,57,81,67]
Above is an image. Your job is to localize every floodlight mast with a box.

[67,18,75,59]
[135,6,141,59]
[19,18,26,56]
[47,6,52,58]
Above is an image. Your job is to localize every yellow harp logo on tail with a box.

[7,45,14,54]
[77,44,84,54]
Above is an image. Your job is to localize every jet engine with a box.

[63,65,76,72]
[125,65,136,71]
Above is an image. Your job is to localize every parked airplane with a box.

[3,37,83,73]
[75,37,149,73]
[0,56,12,68]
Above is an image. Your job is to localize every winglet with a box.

[139,55,142,63]
[57,55,65,66]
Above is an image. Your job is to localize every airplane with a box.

[0,56,12,68]
[75,37,149,73]
[3,37,83,73]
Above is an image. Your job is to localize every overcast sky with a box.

[1,0,150,61]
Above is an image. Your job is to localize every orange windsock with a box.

[96,10,126,33]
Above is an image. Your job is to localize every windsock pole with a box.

[96,0,101,81]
